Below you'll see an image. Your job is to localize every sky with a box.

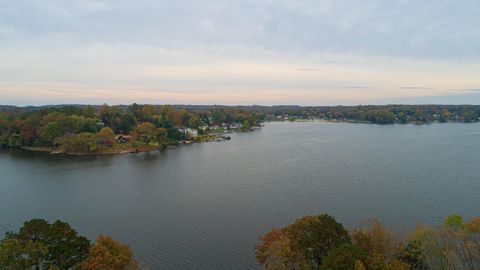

[0,0,479,106]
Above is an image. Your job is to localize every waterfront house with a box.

[228,123,243,129]
[178,128,198,138]
[116,135,132,143]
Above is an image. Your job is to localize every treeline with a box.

[259,105,480,124]
[166,104,480,124]
[1,104,479,151]
[0,219,137,270]
[256,214,480,270]
[0,104,264,152]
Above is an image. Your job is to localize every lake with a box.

[1,122,480,269]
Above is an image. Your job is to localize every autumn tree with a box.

[11,114,42,146]
[256,228,305,270]
[352,219,408,270]
[408,215,480,270]
[80,235,138,270]
[96,127,115,146]
[287,214,351,269]
[157,128,168,145]
[59,133,99,153]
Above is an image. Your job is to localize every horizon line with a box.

[2,103,480,108]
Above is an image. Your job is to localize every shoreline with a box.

[19,133,234,156]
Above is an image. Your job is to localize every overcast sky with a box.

[1,0,479,106]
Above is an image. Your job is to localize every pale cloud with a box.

[0,0,479,105]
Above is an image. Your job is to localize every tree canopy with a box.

[257,214,480,270]
[0,219,137,270]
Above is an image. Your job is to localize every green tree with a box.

[134,122,158,144]
[320,244,367,270]
[241,119,251,131]
[7,133,22,148]
[45,221,91,269]
[0,237,48,270]
[287,214,351,269]
[399,241,429,270]
[3,219,90,269]
[0,112,10,138]
[367,109,395,124]
[40,121,62,147]
[461,111,478,123]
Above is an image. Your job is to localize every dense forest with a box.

[0,104,264,154]
[0,104,479,153]
[0,219,137,270]
[257,214,480,270]
[241,104,479,124]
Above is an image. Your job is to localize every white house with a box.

[178,128,198,138]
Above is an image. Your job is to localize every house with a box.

[178,128,198,138]
[116,135,132,143]
[228,123,243,129]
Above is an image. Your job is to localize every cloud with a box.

[0,0,479,105]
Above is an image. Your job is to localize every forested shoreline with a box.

[0,104,263,155]
[1,104,479,155]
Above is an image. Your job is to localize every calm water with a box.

[1,122,480,269]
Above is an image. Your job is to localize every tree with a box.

[367,109,395,124]
[96,127,115,146]
[134,122,158,144]
[461,111,478,123]
[211,110,224,125]
[157,128,168,145]
[141,104,154,122]
[40,121,62,147]
[399,241,429,270]
[15,114,41,146]
[7,133,22,148]
[352,219,408,270]
[256,228,305,270]
[320,244,367,270]
[0,112,10,137]
[2,219,90,269]
[59,133,99,153]
[287,214,351,269]
[80,235,138,270]
[416,215,480,270]
[0,237,48,270]
[46,221,91,269]
[397,112,407,124]
[241,119,250,131]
